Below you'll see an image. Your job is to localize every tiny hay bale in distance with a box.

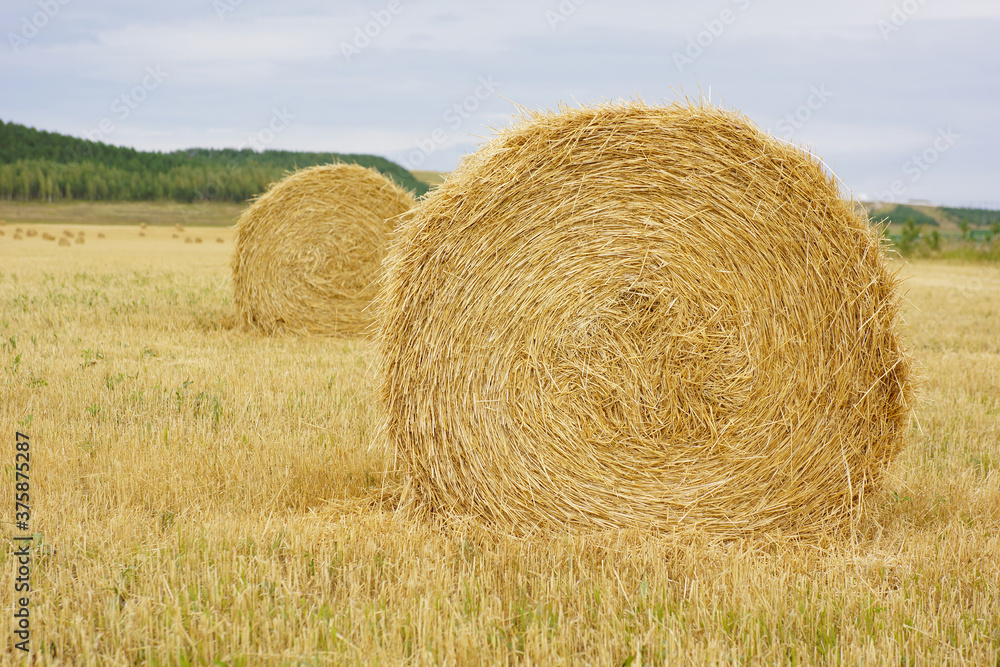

[233,163,415,335]
[376,101,913,537]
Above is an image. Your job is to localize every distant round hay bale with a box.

[58,236,71,247]
[13,233,22,240]
[97,232,106,239]
[376,101,913,537]
[26,229,38,237]
[233,163,416,336]
[42,232,56,241]
[184,236,193,244]
[75,235,85,244]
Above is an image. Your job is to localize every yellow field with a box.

[1,224,998,664]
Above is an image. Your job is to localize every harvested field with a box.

[0,224,997,662]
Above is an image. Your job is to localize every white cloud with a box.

[0,0,996,206]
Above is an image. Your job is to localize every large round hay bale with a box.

[233,164,415,335]
[376,101,914,537]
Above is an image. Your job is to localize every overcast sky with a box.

[2,0,998,207]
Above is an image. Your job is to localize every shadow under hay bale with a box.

[376,100,914,538]
[233,163,416,336]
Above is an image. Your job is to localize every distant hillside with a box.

[0,119,428,202]
[866,204,940,228]
[864,202,999,237]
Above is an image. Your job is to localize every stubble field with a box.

[1,220,998,665]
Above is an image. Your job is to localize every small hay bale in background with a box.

[58,237,71,247]
[175,223,184,232]
[42,232,56,241]
[139,231,146,237]
[75,235,85,244]
[195,237,202,244]
[97,232,106,239]
[13,233,22,240]
[376,100,913,538]
[232,163,415,336]
[184,237,193,244]
[62,229,74,238]
[216,237,224,244]
[26,229,38,237]
[140,222,148,230]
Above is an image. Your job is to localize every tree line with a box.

[0,120,428,202]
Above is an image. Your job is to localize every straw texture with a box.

[233,163,415,335]
[376,101,913,537]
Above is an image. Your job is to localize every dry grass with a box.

[232,164,415,336]
[378,101,912,538]
[1,222,998,664]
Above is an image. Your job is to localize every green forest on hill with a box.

[0,120,429,202]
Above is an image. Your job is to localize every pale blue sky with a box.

[2,0,998,206]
